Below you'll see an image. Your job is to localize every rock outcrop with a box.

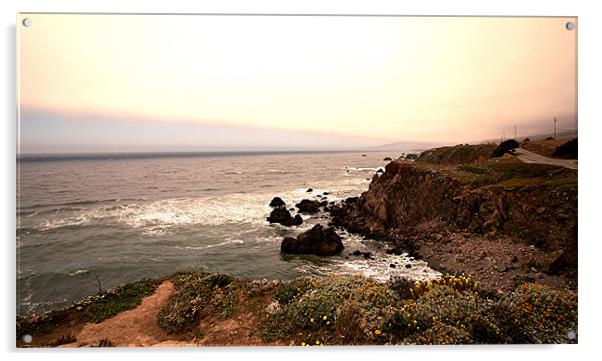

[267,208,302,226]
[280,224,344,256]
[269,197,286,208]
[331,160,578,275]
[295,199,326,214]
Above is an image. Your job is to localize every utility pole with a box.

[554,116,557,139]
[514,125,517,139]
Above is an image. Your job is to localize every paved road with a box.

[513,148,578,170]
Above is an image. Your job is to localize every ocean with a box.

[17,151,439,314]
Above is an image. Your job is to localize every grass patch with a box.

[417,144,497,165]
[78,278,162,324]
[17,277,162,339]
[452,161,576,189]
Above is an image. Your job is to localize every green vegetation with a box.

[451,161,577,189]
[16,277,162,339]
[492,283,578,343]
[521,137,575,158]
[552,138,578,159]
[18,272,578,346]
[263,275,400,345]
[491,139,519,158]
[79,278,161,324]
[157,272,240,334]
[416,144,497,165]
[260,274,576,345]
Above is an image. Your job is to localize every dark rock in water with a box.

[376,168,384,174]
[390,264,396,268]
[289,208,295,211]
[280,224,344,256]
[405,264,412,269]
[269,197,286,208]
[383,157,393,161]
[306,188,313,193]
[267,208,303,226]
[350,250,372,259]
[323,192,330,195]
[361,154,367,157]
[295,199,322,214]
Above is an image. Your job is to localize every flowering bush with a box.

[263,275,400,345]
[493,283,578,343]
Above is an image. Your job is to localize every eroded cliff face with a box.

[332,160,577,275]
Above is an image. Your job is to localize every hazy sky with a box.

[18,14,577,153]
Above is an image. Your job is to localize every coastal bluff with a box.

[331,158,577,291]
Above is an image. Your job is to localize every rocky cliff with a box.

[331,159,577,289]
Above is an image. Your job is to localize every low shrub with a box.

[391,274,479,299]
[552,138,577,159]
[263,275,399,345]
[404,323,473,345]
[157,272,239,334]
[49,334,76,346]
[492,283,578,343]
[491,139,519,158]
[90,338,115,347]
[275,277,319,305]
[414,285,479,330]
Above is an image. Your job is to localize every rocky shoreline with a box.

[268,155,576,295]
[326,159,577,294]
[17,146,579,346]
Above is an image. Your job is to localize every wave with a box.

[20,198,147,211]
[18,177,370,235]
[174,239,245,251]
[68,269,90,277]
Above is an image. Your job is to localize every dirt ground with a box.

[34,279,286,347]
[62,281,175,347]
[416,232,576,293]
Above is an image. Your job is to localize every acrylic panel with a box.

[16,14,577,347]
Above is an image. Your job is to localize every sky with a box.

[18,14,577,153]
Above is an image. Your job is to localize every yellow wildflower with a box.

[375,330,382,335]
[323,315,328,320]
[301,342,306,346]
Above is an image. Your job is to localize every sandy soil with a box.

[64,281,174,347]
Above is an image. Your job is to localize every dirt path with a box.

[513,148,577,169]
[65,280,175,347]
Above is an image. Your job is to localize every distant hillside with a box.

[521,137,577,159]
[415,143,497,165]
[368,140,445,152]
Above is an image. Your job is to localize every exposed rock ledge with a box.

[330,160,577,292]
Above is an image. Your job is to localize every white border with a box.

[2,1,601,360]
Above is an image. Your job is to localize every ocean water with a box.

[17,151,439,314]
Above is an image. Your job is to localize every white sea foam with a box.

[68,269,90,277]
[33,177,370,235]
